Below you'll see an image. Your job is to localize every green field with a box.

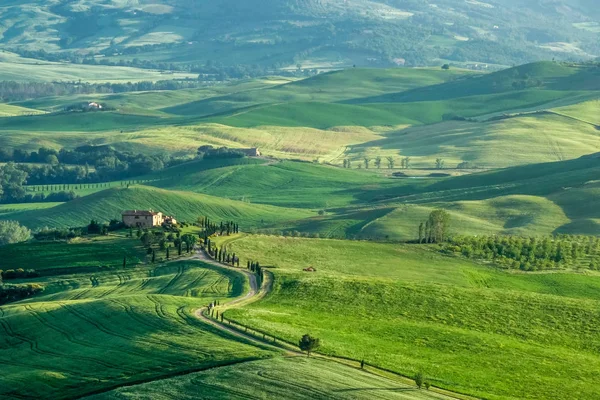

[0,58,599,400]
[221,235,600,400]
[0,51,197,83]
[0,259,275,400]
[8,185,314,230]
[0,236,145,271]
[5,152,600,239]
[88,356,451,400]
[0,62,598,169]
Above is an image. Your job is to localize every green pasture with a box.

[89,356,452,400]
[6,185,314,230]
[0,236,145,271]
[0,51,197,83]
[0,260,272,400]
[222,235,600,400]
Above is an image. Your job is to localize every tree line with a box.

[0,79,207,102]
[0,283,44,305]
[341,156,480,170]
[0,146,193,203]
[443,235,600,271]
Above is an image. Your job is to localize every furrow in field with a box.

[21,305,132,371]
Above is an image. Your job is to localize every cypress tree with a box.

[152,249,156,263]
[123,256,127,268]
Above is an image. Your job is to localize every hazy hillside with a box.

[0,0,598,73]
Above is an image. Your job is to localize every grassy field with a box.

[5,153,598,238]
[7,185,314,230]
[0,259,275,400]
[347,112,600,169]
[0,51,197,83]
[0,62,597,169]
[221,235,600,400]
[88,356,452,400]
[0,236,146,271]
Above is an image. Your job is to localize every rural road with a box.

[190,247,478,400]
[191,249,298,354]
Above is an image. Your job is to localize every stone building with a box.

[122,210,164,228]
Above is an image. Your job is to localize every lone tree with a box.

[386,156,395,169]
[418,222,425,244]
[298,334,320,357]
[442,64,450,70]
[374,156,382,169]
[363,158,370,169]
[415,372,425,389]
[435,158,445,169]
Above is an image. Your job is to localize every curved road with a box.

[191,250,296,354]
[191,249,477,400]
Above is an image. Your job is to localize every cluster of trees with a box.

[247,260,264,288]
[200,218,240,239]
[0,268,39,280]
[0,79,207,102]
[34,227,83,241]
[443,235,600,271]
[0,221,31,246]
[0,146,192,203]
[197,146,246,160]
[418,210,451,244]
[0,283,44,305]
[342,156,396,169]
[1,146,187,183]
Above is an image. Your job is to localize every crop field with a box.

[89,356,452,400]
[0,236,146,271]
[222,235,600,400]
[0,260,274,400]
[0,51,197,83]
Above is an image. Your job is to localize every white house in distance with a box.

[122,210,177,228]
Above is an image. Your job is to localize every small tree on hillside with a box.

[435,158,445,169]
[364,158,370,169]
[415,372,425,389]
[418,222,425,244]
[374,156,382,169]
[442,64,450,70]
[298,334,320,357]
[386,156,395,169]
[403,156,411,169]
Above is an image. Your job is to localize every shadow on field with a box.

[334,387,417,393]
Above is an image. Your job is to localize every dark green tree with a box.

[299,334,320,357]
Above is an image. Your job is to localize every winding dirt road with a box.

[190,248,477,400]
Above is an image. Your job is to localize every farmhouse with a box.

[122,210,177,228]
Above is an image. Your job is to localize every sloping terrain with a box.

[0,0,598,70]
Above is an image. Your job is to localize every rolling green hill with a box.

[87,356,446,400]
[6,185,313,230]
[221,235,600,400]
[0,62,597,170]
[0,260,274,400]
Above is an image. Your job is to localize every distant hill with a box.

[9,185,313,230]
[0,0,598,72]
